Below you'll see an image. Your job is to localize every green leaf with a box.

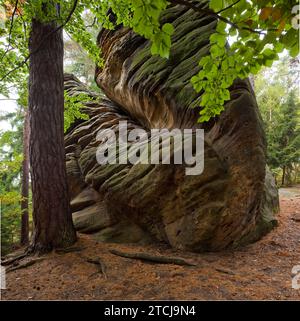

[263,48,274,56]
[162,23,174,36]
[210,44,222,59]
[229,27,237,36]
[290,44,299,58]
[198,114,211,122]
[216,21,227,34]
[210,0,223,12]
[210,33,227,47]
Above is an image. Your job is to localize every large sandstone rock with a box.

[64,1,279,252]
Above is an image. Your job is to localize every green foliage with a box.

[0,0,299,123]
[0,110,24,255]
[191,0,300,122]
[64,91,90,132]
[131,0,173,58]
[1,194,22,255]
[64,31,98,89]
[255,57,300,185]
[86,0,174,58]
[267,90,300,167]
[65,8,102,66]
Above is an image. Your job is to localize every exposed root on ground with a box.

[1,253,28,266]
[109,249,197,266]
[55,246,86,254]
[85,257,107,279]
[6,257,46,273]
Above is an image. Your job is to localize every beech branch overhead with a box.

[0,0,19,60]
[170,0,274,35]
[216,0,241,14]
[0,0,298,121]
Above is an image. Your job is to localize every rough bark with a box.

[28,19,76,253]
[64,1,279,252]
[20,110,30,246]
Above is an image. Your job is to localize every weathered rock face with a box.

[64,1,279,251]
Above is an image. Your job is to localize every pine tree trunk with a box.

[20,110,30,246]
[28,18,76,253]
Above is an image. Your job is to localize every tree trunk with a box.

[20,110,30,246]
[282,166,286,186]
[28,18,76,253]
[285,166,292,186]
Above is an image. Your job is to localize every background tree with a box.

[20,109,29,245]
[255,56,300,186]
[270,90,300,185]
[64,10,99,89]
[0,110,24,255]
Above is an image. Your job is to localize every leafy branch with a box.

[0,0,19,61]
[170,0,276,35]
[0,0,79,83]
[216,0,241,14]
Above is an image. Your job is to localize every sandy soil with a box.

[1,193,300,301]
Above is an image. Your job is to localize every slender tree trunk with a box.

[282,166,286,186]
[21,110,30,246]
[285,166,292,186]
[28,18,76,253]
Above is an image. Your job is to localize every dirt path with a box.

[1,193,300,300]
[279,185,300,198]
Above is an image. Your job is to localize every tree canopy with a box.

[0,0,299,122]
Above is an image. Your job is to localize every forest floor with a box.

[1,188,300,301]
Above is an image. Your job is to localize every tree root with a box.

[86,257,107,279]
[215,268,235,275]
[109,249,197,266]
[55,246,86,254]
[1,252,28,266]
[6,257,45,273]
